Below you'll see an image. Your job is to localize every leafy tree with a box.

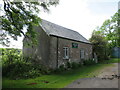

[90,10,120,59]
[92,10,120,48]
[89,34,108,61]
[0,0,59,46]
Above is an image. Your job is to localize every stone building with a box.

[23,19,93,69]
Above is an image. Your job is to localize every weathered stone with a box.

[23,20,93,69]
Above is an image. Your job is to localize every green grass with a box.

[100,58,120,64]
[3,63,113,88]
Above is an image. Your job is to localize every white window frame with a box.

[63,47,69,59]
[80,49,85,59]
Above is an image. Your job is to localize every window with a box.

[80,49,85,59]
[63,47,69,59]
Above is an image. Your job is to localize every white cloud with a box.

[0,0,118,49]
[40,0,117,39]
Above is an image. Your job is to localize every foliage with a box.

[71,62,80,69]
[3,63,113,88]
[99,58,120,64]
[59,64,66,71]
[66,62,72,68]
[0,0,59,46]
[55,62,82,73]
[83,59,96,65]
[3,60,40,79]
[93,11,119,47]
[1,48,22,65]
[90,10,120,59]
[55,61,84,73]
[54,64,66,73]
[89,34,109,60]
[2,48,51,79]
[93,10,119,52]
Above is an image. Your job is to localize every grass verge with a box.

[3,63,113,88]
[99,58,120,64]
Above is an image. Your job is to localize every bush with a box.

[54,61,83,73]
[2,59,42,79]
[78,62,83,67]
[54,64,66,73]
[66,62,72,68]
[59,64,66,71]
[2,48,51,79]
[83,59,96,65]
[22,69,41,79]
[71,62,79,69]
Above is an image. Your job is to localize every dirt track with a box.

[65,63,119,88]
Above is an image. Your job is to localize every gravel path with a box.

[65,63,119,88]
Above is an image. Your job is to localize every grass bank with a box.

[99,58,120,64]
[3,63,113,88]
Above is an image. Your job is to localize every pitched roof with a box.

[40,19,90,44]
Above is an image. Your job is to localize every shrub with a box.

[78,62,83,67]
[83,59,96,65]
[22,69,41,79]
[59,64,65,71]
[2,59,42,79]
[71,62,79,69]
[66,62,72,68]
[2,48,51,79]
[54,64,66,73]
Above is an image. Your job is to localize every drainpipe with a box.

[56,37,58,68]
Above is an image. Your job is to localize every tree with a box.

[0,0,59,46]
[92,10,120,48]
[90,10,120,59]
[89,33,108,61]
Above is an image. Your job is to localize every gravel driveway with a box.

[65,63,119,88]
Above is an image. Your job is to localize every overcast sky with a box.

[0,0,119,49]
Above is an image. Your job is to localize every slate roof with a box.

[40,19,90,44]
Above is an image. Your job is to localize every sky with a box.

[0,0,119,49]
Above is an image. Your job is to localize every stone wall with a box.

[49,36,58,69]
[49,36,93,68]
[23,29,92,69]
[23,26,50,68]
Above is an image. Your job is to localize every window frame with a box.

[80,49,85,59]
[63,47,69,59]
